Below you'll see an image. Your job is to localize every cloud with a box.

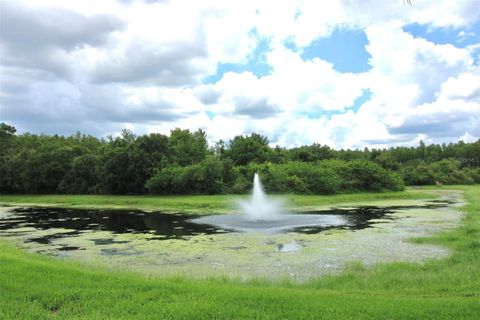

[388,100,480,138]
[90,0,259,86]
[233,96,281,119]
[255,1,480,49]
[365,22,473,104]
[0,1,125,78]
[0,74,193,137]
[90,38,208,86]
[117,0,169,4]
[81,85,193,123]
[193,85,222,105]
[387,71,480,139]
[439,72,480,101]
[1,0,479,149]
[388,108,475,136]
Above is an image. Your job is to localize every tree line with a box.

[1,122,479,195]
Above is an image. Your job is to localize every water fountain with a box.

[192,173,346,233]
[238,173,284,221]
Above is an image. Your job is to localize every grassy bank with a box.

[0,189,436,214]
[1,186,479,319]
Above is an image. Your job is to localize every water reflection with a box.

[0,207,227,243]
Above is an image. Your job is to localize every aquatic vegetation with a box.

[0,190,462,281]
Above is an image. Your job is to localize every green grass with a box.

[0,189,436,214]
[1,186,479,319]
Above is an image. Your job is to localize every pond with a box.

[0,192,463,281]
[0,201,453,245]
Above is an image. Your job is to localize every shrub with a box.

[233,160,402,194]
[432,159,474,185]
[341,160,404,192]
[145,156,230,194]
[401,161,436,186]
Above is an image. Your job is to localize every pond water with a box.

[0,202,450,247]
[0,193,463,281]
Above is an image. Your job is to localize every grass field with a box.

[0,189,436,214]
[0,186,479,319]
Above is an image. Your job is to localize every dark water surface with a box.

[0,201,451,252]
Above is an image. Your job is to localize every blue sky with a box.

[203,27,372,86]
[203,32,273,84]
[404,20,480,64]
[299,28,371,73]
[403,21,480,48]
[0,0,479,149]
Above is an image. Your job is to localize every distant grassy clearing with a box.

[0,189,438,214]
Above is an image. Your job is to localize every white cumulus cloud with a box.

[0,0,478,148]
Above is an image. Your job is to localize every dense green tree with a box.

[19,146,76,193]
[0,123,18,192]
[456,140,480,167]
[418,140,426,160]
[267,146,288,164]
[169,129,209,166]
[226,133,270,165]
[60,154,101,194]
[145,166,187,194]
[0,122,477,195]
[267,161,341,194]
[341,160,404,192]
[0,122,16,148]
[213,139,226,158]
[431,159,474,185]
[101,148,132,194]
[337,149,366,161]
[373,152,400,170]
[289,144,335,162]
[146,156,231,194]
[401,161,435,185]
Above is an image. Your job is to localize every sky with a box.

[0,0,479,149]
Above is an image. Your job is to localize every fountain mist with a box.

[239,173,283,220]
[191,173,345,234]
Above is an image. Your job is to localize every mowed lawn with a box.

[0,189,436,214]
[0,186,479,319]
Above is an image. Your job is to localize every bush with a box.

[464,167,480,184]
[341,160,404,192]
[232,160,402,195]
[145,166,186,194]
[59,154,101,194]
[270,162,341,194]
[145,156,230,194]
[399,159,479,186]
[401,161,436,186]
[431,159,474,185]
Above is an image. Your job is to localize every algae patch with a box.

[0,192,463,281]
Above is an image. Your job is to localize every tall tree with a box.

[226,133,270,166]
[169,128,208,166]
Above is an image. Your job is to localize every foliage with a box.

[401,161,436,185]
[0,122,478,195]
[146,156,227,194]
[59,154,101,194]
[224,133,270,165]
[169,128,208,166]
[288,143,335,162]
[342,160,404,192]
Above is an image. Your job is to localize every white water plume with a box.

[238,173,284,220]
